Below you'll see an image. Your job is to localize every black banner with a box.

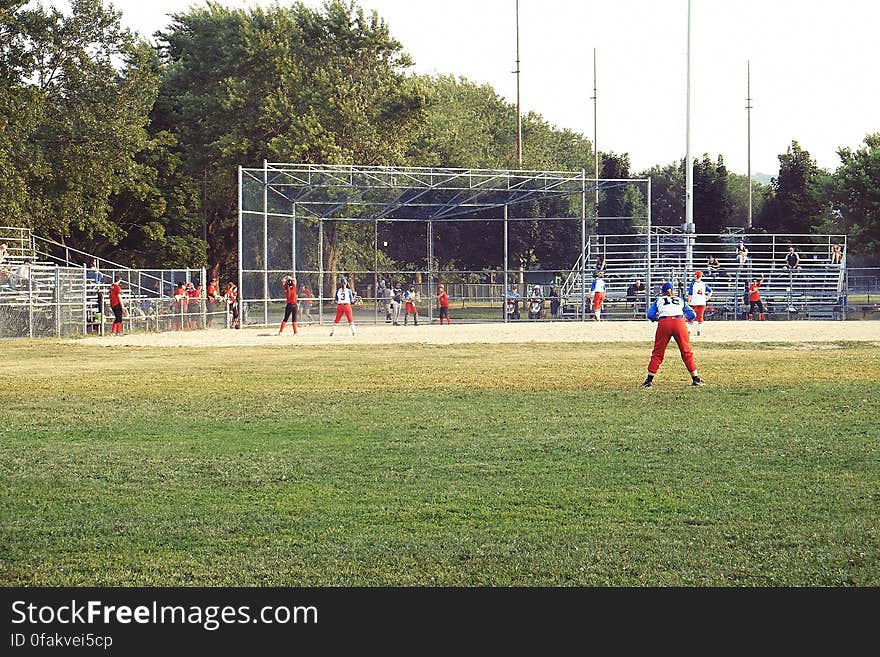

[1,587,873,653]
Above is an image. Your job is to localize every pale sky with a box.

[38,0,880,176]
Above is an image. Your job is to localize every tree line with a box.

[2,0,878,284]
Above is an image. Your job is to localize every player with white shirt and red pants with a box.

[686,270,712,336]
[589,272,606,321]
[329,277,356,336]
[641,282,705,388]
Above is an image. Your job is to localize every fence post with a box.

[82,266,88,336]
[55,267,61,338]
[201,267,207,329]
[28,266,33,338]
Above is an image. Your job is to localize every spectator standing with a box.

[590,272,606,321]
[329,277,357,336]
[548,286,561,319]
[109,275,125,336]
[748,275,766,321]
[686,270,713,336]
[641,282,705,388]
[0,243,7,268]
[403,284,420,325]
[226,282,239,329]
[380,279,394,323]
[299,284,315,324]
[206,277,222,327]
[784,246,801,270]
[278,275,299,335]
[389,282,403,326]
[435,283,451,325]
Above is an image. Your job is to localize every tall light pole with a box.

[684,0,694,272]
[515,0,522,167]
[746,59,753,230]
[592,48,599,233]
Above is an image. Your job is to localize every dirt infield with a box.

[73,319,880,348]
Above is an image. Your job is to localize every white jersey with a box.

[335,287,354,304]
[650,295,687,319]
[688,280,711,306]
[591,278,606,293]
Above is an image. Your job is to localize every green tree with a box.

[756,140,828,234]
[726,172,768,230]
[598,152,645,235]
[692,154,731,234]
[820,133,880,259]
[639,160,684,228]
[155,0,428,283]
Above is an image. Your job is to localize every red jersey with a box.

[227,288,237,303]
[438,291,449,307]
[109,282,122,307]
[748,281,762,302]
[284,283,298,304]
[207,283,218,298]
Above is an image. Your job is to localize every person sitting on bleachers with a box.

[627,278,647,318]
[830,243,843,265]
[784,246,801,271]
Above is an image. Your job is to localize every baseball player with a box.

[686,270,713,336]
[590,272,606,321]
[329,277,356,336]
[278,275,298,335]
[641,282,705,388]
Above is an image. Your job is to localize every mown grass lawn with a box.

[1,340,878,586]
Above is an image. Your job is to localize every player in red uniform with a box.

[226,282,239,329]
[748,275,765,320]
[641,282,705,388]
[329,277,356,336]
[278,275,299,335]
[109,275,124,336]
[435,283,451,325]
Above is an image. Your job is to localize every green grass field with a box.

[1,340,878,586]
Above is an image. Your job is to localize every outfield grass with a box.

[1,340,878,586]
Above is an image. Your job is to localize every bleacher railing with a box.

[0,226,223,338]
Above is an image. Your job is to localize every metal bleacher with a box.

[559,229,847,320]
[0,226,212,338]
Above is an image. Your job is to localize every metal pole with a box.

[427,219,434,324]
[515,0,522,167]
[201,267,207,329]
[503,205,509,323]
[581,169,587,321]
[318,219,324,326]
[374,219,379,325]
[263,159,269,327]
[593,48,599,234]
[28,266,33,338]
[82,266,87,336]
[746,59,753,230]
[55,267,61,338]
[647,178,652,302]
[237,165,244,329]
[292,202,297,276]
[685,0,694,272]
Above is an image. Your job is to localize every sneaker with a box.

[640,380,653,389]
[691,377,705,387]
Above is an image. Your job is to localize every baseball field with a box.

[1,320,878,586]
